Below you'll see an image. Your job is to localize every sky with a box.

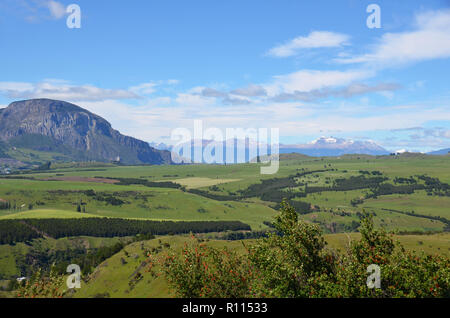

[0,0,450,152]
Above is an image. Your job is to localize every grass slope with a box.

[0,209,100,220]
[74,232,450,298]
[0,236,125,280]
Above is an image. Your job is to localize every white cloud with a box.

[187,86,207,94]
[201,88,227,98]
[129,80,179,96]
[267,31,350,57]
[74,88,450,146]
[223,96,251,105]
[0,82,35,92]
[264,69,373,96]
[46,1,66,19]
[0,79,181,102]
[271,82,401,102]
[129,83,158,95]
[230,84,267,97]
[3,0,67,22]
[198,87,256,105]
[75,97,313,142]
[197,68,390,104]
[175,93,217,108]
[0,81,139,102]
[336,9,450,66]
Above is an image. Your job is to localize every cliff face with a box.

[0,99,171,165]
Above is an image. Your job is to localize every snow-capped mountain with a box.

[310,137,341,145]
[149,136,389,162]
[148,142,172,151]
[280,136,389,157]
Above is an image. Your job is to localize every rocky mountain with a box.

[0,99,171,165]
[279,137,389,156]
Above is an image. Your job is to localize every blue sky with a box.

[0,0,450,152]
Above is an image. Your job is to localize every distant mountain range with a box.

[152,136,390,161]
[152,136,450,159]
[279,137,389,156]
[0,99,448,169]
[427,148,450,155]
[0,99,171,167]
[153,139,267,164]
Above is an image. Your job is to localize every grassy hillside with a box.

[73,235,249,298]
[0,236,126,279]
[0,179,276,230]
[73,232,450,298]
[0,209,100,220]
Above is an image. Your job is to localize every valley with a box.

[0,152,449,298]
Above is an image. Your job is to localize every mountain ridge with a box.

[279,136,389,156]
[152,136,390,160]
[427,148,450,155]
[0,99,171,166]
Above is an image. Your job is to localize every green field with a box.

[0,179,275,230]
[0,154,449,297]
[1,154,449,232]
[0,209,100,220]
[168,177,242,189]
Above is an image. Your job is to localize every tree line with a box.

[16,241,130,278]
[0,218,251,244]
[0,220,42,245]
[113,177,182,189]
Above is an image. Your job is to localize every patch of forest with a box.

[0,218,251,244]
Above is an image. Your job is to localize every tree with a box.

[16,265,66,298]
[159,202,450,298]
[37,161,51,171]
[161,235,256,298]
[248,200,336,297]
[329,213,450,298]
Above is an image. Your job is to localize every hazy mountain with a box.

[0,99,172,165]
[427,148,450,155]
[161,139,274,164]
[154,136,388,163]
[149,142,172,151]
[279,137,389,156]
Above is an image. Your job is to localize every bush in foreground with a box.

[16,266,65,298]
[162,201,450,298]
